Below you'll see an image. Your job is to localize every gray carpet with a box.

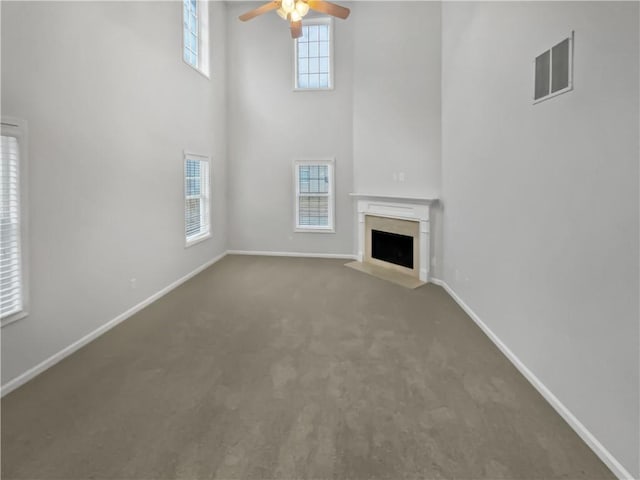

[2,255,614,479]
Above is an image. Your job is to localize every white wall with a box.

[351,2,443,277]
[352,2,441,198]
[1,1,228,385]
[226,2,442,258]
[226,2,355,255]
[441,2,639,477]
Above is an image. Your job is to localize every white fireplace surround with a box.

[353,194,438,282]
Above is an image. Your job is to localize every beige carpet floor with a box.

[2,255,614,479]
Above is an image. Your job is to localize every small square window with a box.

[308,25,319,41]
[309,58,319,74]
[309,42,319,58]
[319,41,329,57]
[298,42,309,58]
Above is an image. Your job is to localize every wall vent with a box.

[534,31,574,103]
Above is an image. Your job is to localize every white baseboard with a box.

[227,249,357,260]
[1,251,228,397]
[433,279,635,480]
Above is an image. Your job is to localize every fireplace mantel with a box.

[355,196,435,282]
[349,192,439,204]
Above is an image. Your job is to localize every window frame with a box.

[293,17,334,91]
[183,151,211,248]
[293,158,335,233]
[1,117,29,327]
[533,31,574,104]
[182,0,210,79]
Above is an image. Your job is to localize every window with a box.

[294,18,333,90]
[183,0,210,77]
[1,118,28,326]
[534,31,573,103]
[184,153,211,246]
[294,159,335,232]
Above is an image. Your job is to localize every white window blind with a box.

[295,19,333,90]
[294,159,334,232]
[1,133,23,321]
[184,154,210,245]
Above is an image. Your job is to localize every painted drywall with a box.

[226,2,355,255]
[352,2,441,199]
[441,2,639,477]
[351,2,443,278]
[226,2,443,261]
[1,1,228,385]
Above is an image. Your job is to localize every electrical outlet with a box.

[130,278,137,289]
[398,172,405,182]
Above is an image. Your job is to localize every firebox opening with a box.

[371,229,414,269]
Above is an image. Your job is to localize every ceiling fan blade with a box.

[290,19,303,38]
[307,0,350,19]
[239,1,280,21]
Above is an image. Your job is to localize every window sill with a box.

[1,310,28,328]
[294,86,334,92]
[295,227,335,234]
[185,232,211,248]
[183,59,210,80]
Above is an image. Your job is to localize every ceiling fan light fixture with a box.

[295,0,310,17]
[238,0,350,38]
[281,0,295,14]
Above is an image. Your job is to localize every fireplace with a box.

[364,214,420,277]
[372,230,414,269]
[353,195,436,283]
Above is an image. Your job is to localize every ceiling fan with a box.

[239,0,350,39]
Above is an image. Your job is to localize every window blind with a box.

[185,157,210,242]
[1,135,22,319]
[295,161,333,230]
[298,165,329,226]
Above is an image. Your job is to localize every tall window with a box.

[183,0,210,77]
[294,159,335,232]
[295,18,333,90]
[184,153,211,246]
[1,118,27,325]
